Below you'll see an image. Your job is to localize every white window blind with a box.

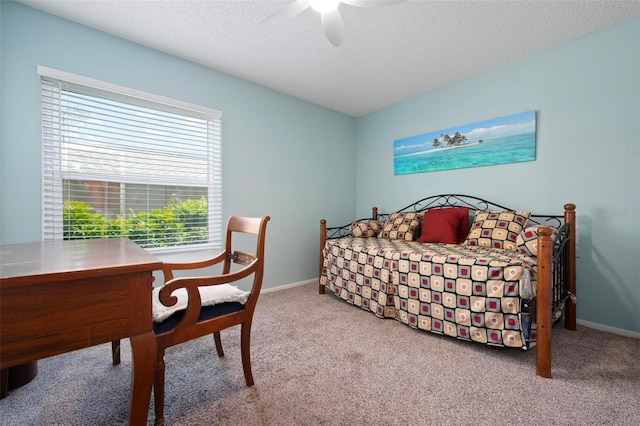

[40,66,222,252]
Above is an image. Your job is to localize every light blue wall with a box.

[356,18,640,333]
[0,1,357,288]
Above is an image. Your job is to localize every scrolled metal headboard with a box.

[377,194,563,227]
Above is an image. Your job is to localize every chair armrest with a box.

[158,259,259,327]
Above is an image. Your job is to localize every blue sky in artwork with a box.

[394,110,536,157]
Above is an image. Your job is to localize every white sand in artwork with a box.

[400,141,481,158]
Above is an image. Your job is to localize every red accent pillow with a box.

[418,207,469,244]
[454,207,470,242]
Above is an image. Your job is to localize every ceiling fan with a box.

[261,0,406,47]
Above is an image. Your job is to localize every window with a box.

[39,66,222,252]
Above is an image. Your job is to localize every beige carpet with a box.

[1,282,639,425]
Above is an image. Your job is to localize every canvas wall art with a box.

[393,110,537,175]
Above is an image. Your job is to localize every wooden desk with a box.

[0,238,162,425]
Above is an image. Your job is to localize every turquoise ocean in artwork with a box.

[394,132,536,175]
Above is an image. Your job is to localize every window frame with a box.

[38,66,223,254]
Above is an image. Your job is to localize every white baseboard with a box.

[577,319,640,339]
[261,279,316,294]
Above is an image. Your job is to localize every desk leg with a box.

[0,368,8,398]
[129,331,157,426]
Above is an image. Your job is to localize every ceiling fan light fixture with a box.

[310,0,340,14]
[261,0,407,47]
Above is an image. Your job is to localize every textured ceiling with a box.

[16,0,640,117]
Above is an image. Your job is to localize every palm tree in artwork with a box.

[432,138,441,148]
[453,131,462,145]
[448,131,466,146]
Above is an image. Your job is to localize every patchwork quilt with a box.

[320,237,539,349]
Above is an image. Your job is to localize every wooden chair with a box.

[115,215,270,426]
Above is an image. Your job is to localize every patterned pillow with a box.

[350,220,383,238]
[516,225,558,257]
[378,212,421,241]
[465,210,530,251]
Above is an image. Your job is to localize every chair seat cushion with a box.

[153,302,245,335]
[153,284,249,322]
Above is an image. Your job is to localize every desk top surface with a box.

[0,238,161,285]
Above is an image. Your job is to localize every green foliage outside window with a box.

[63,197,208,248]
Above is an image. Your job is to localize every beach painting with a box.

[393,110,537,175]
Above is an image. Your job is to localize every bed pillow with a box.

[350,220,383,238]
[516,225,558,257]
[455,207,470,242]
[465,210,530,251]
[418,207,469,244]
[378,212,421,241]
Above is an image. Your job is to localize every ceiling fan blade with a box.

[260,0,311,25]
[321,9,345,47]
[341,0,406,7]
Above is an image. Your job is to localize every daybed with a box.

[318,194,576,378]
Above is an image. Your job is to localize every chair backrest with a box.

[222,215,270,310]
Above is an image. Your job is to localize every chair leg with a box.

[154,349,166,426]
[111,340,121,365]
[213,331,224,357]
[240,322,254,387]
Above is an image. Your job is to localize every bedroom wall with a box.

[0,1,357,288]
[355,18,640,334]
